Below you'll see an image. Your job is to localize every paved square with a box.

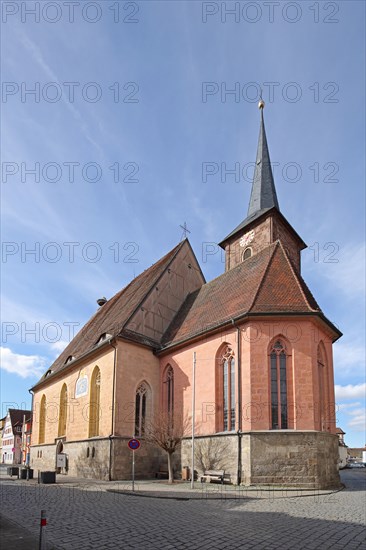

[1,470,365,549]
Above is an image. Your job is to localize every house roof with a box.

[32,240,187,387]
[8,409,32,432]
[162,241,335,347]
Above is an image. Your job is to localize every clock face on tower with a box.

[240,230,255,248]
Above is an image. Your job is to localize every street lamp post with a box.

[191,351,196,490]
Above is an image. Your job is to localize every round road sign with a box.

[128,438,141,451]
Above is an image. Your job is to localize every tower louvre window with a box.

[242,248,252,261]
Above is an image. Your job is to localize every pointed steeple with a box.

[219,103,306,274]
[247,102,279,217]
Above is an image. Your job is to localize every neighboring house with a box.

[2,409,32,464]
[30,105,342,489]
[347,447,366,462]
[0,416,6,463]
[336,427,347,469]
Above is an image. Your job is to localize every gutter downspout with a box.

[231,320,242,485]
[108,339,118,482]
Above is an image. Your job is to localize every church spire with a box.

[247,101,279,217]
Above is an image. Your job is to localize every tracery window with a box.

[317,344,326,431]
[135,382,149,436]
[164,366,174,415]
[222,346,235,431]
[270,341,288,429]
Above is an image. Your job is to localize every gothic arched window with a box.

[58,384,68,437]
[164,366,174,415]
[221,346,235,432]
[135,382,149,436]
[270,340,288,429]
[39,395,46,444]
[317,344,327,431]
[89,367,101,438]
[242,247,252,261]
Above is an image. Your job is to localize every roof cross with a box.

[179,222,191,241]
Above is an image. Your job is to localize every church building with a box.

[30,103,342,488]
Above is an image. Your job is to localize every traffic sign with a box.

[128,438,140,451]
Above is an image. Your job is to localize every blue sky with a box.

[1,1,365,447]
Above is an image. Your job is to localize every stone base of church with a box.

[181,431,341,489]
[31,436,176,481]
[31,438,111,480]
[31,431,340,488]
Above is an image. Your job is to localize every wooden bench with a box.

[200,469,225,484]
[155,467,169,479]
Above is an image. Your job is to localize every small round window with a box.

[242,248,252,261]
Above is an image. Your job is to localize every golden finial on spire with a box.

[258,87,265,109]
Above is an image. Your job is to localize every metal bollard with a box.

[39,509,47,549]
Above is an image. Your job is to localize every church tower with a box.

[219,101,306,272]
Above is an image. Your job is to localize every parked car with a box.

[346,462,365,468]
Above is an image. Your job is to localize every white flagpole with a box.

[191,351,196,489]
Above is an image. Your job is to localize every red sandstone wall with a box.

[159,318,336,435]
[224,212,302,272]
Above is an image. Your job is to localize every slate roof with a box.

[219,110,303,249]
[162,241,322,347]
[248,109,279,216]
[34,241,186,384]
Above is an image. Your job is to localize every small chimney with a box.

[97,297,107,307]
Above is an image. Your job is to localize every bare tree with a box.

[144,412,191,484]
[194,438,230,473]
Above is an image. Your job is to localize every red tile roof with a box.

[32,239,338,387]
[162,242,321,346]
[250,241,320,313]
[33,241,186,385]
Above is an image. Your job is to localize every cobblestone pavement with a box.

[1,470,365,549]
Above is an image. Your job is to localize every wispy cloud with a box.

[0,347,46,378]
[335,383,366,400]
[304,242,366,301]
[14,25,104,156]
[337,402,361,410]
[333,341,365,377]
[347,408,366,432]
[49,341,69,355]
